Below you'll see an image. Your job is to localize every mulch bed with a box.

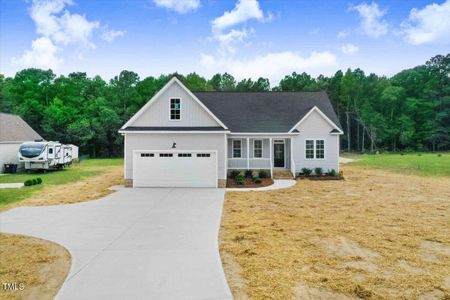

[297,175,344,180]
[226,178,274,188]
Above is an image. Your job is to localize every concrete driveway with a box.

[0,188,232,300]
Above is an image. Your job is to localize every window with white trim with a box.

[305,139,325,159]
[316,140,324,159]
[232,140,241,158]
[253,140,263,158]
[170,98,181,120]
[305,140,314,159]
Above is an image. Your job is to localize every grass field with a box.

[347,152,450,177]
[0,158,123,209]
[220,159,450,299]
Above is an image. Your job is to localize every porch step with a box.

[273,169,294,179]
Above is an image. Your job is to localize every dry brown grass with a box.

[0,166,124,212]
[0,234,71,300]
[220,165,450,299]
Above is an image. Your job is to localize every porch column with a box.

[246,137,250,169]
[269,137,273,178]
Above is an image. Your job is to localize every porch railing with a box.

[228,158,271,169]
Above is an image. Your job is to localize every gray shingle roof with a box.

[194,91,342,133]
[0,112,43,142]
[123,126,227,131]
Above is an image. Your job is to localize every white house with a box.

[119,77,343,188]
[0,112,43,172]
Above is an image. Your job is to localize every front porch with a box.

[227,137,295,178]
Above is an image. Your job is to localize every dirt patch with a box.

[293,281,356,299]
[226,178,273,188]
[0,233,71,300]
[18,167,123,208]
[220,252,248,300]
[220,165,450,299]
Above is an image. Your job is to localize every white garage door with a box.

[133,150,217,188]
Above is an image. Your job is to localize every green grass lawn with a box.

[349,152,450,177]
[0,159,122,207]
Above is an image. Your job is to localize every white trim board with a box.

[119,130,230,134]
[120,77,228,130]
[288,106,343,134]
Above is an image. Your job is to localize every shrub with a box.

[301,168,312,176]
[36,177,42,184]
[327,169,337,176]
[314,167,323,176]
[244,169,253,178]
[438,153,442,157]
[230,170,240,179]
[32,178,38,185]
[24,179,33,186]
[258,170,269,178]
[235,174,245,185]
[253,177,262,184]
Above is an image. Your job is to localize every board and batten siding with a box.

[292,110,340,173]
[131,81,221,127]
[124,133,227,180]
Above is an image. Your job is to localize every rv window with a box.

[19,143,46,158]
[49,148,53,154]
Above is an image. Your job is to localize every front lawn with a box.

[220,165,450,299]
[349,152,450,177]
[0,159,123,209]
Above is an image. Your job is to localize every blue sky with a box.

[1,0,449,83]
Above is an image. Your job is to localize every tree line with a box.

[0,53,448,157]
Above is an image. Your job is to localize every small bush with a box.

[418,153,422,156]
[36,177,42,184]
[327,169,337,176]
[230,170,240,179]
[32,178,38,185]
[314,167,323,176]
[235,174,245,185]
[258,170,269,178]
[301,168,312,176]
[24,179,33,186]
[244,169,253,178]
[253,177,262,184]
[438,153,442,157]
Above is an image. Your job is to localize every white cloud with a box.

[337,29,350,38]
[101,28,126,42]
[350,2,388,38]
[30,0,99,48]
[214,28,250,53]
[212,0,271,31]
[200,51,337,81]
[13,37,63,69]
[340,43,359,55]
[153,0,200,14]
[14,0,124,70]
[400,0,450,45]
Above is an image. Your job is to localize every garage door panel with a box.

[133,151,217,188]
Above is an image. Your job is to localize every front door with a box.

[274,143,285,167]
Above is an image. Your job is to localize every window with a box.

[316,140,324,159]
[196,153,211,157]
[305,139,325,159]
[170,98,181,120]
[178,153,192,157]
[305,140,314,159]
[49,148,53,154]
[232,140,241,158]
[140,153,154,157]
[253,140,263,158]
[159,153,173,157]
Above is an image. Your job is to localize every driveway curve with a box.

[0,188,232,300]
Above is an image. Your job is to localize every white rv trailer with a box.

[18,141,73,171]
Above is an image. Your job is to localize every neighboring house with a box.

[0,112,43,172]
[119,77,343,188]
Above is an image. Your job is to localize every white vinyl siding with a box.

[253,139,263,158]
[131,81,220,127]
